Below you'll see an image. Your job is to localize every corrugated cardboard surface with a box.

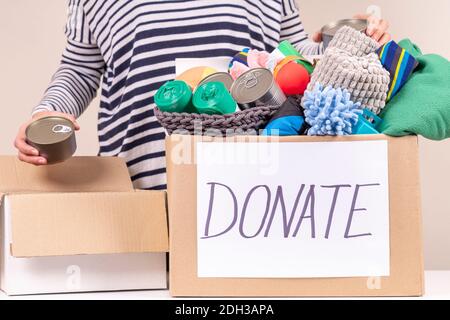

[8,191,169,257]
[0,156,134,194]
[1,195,167,295]
[167,134,424,297]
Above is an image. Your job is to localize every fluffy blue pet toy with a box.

[302,83,363,136]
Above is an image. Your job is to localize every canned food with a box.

[321,19,368,49]
[198,72,234,91]
[231,68,286,110]
[154,80,196,113]
[193,82,237,115]
[26,116,77,164]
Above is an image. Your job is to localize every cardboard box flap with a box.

[0,156,133,193]
[7,191,168,257]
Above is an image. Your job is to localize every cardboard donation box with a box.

[166,134,424,297]
[0,156,168,295]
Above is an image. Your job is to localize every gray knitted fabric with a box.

[154,105,279,136]
[327,25,380,57]
[305,26,390,114]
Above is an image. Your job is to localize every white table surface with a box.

[1,271,449,300]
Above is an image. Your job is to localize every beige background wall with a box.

[0,0,449,269]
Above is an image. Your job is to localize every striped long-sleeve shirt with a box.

[33,0,323,190]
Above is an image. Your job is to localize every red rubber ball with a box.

[275,62,310,96]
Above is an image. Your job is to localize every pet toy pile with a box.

[154,24,450,140]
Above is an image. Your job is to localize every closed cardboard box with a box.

[166,134,424,297]
[0,156,169,295]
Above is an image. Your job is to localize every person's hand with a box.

[14,111,80,166]
[312,30,322,43]
[354,13,391,45]
[312,14,391,46]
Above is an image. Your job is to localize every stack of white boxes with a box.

[0,156,168,295]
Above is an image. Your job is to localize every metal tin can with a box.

[198,72,234,91]
[154,80,196,113]
[230,68,286,110]
[321,19,368,49]
[26,116,77,164]
[193,82,237,115]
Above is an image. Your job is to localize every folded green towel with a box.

[379,39,450,140]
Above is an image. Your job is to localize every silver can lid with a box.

[26,116,74,145]
[321,19,368,36]
[199,72,234,91]
[230,68,274,104]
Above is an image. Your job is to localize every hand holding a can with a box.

[313,14,391,46]
[354,13,391,45]
[14,111,80,166]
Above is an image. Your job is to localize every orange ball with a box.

[275,61,310,96]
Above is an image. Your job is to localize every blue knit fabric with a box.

[262,116,305,136]
[303,83,363,136]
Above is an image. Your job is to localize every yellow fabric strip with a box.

[379,44,387,60]
[387,49,406,100]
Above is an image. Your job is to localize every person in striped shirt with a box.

[14,0,391,190]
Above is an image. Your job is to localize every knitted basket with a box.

[154,105,280,136]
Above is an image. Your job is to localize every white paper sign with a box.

[196,140,390,278]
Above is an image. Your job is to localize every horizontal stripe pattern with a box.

[33,0,322,189]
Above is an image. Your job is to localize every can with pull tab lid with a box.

[25,116,77,164]
[230,68,286,110]
[154,80,196,113]
[198,72,234,91]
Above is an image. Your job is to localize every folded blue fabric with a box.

[376,40,419,102]
[262,97,307,136]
